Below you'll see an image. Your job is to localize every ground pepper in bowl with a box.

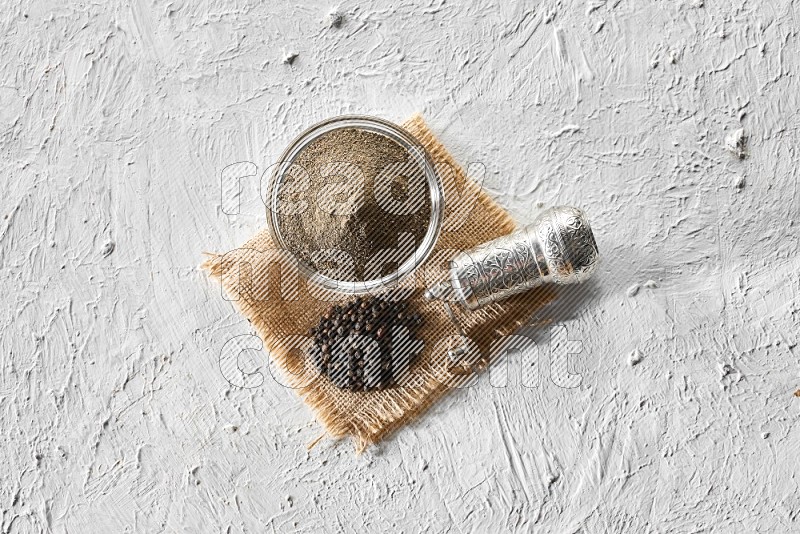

[275,127,433,282]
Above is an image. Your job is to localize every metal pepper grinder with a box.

[424,206,600,363]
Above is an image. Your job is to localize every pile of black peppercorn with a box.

[308,296,424,391]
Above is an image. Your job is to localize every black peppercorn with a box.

[307,295,425,391]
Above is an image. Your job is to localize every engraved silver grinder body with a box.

[425,206,600,310]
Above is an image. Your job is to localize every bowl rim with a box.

[266,115,444,294]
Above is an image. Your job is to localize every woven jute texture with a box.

[202,115,555,451]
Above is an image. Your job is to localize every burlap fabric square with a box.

[202,115,555,451]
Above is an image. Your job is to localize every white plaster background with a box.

[2,0,799,532]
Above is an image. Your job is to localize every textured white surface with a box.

[2,1,799,532]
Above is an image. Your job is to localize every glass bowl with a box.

[266,115,444,294]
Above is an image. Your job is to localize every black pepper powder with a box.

[276,127,432,282]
